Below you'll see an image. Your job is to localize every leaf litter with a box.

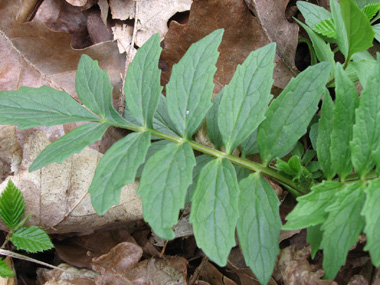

[0,0,376,283]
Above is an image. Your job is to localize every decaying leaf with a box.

[0,126,22,181]
[0,130,142,234]
[161,0,299,94]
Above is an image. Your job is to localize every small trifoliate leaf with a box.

[124,34,162,128]
[283,181,344,230]
[313,18,336,38]
[351,57,380,177]
[307,224,323,259]
[258,62,331,165]
[138,142,196,240]
[166,29,223,138]
[0,180,25,229]
[190,158,239,266]
[0,259,14,278]
[0,86,99,129]
[362,178,380,266]
[317,92,336,180]
[331,64,359,180]
[89,131,151,215]
[218,43,275,154]
[321,181,366,280]
[206,89,224,149]
[30,123,109,171]
[11,226,54,253]
[297,2,332,29]
[237,173,281,285]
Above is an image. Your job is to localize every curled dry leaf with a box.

[0,130,142,234]
[161,0,299,94]
[66,0,98,8]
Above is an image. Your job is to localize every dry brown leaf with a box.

[0,130,142,234]
[38,263,98,284]
[109,0,192,47]
[0,126,22,181]
[161,0,299,94]
[66,0,98,8]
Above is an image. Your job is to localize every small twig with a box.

[189,256,208,285]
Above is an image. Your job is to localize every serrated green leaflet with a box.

[307,225,323,259]
[30,123,109,171]
[321,181,366,279]
[89,131,151,215]
[331,0,349,58]
[351,57,380,177]
[331,64,358,180]
[283,181,343,230]
[362,3,380,19]
[0,86,99,129]
[317,92,335,179]
[314,18,336,38]
[190,158,239,266]
[240,128,259,157]
[362,178,380,266]
[354,0,380,9]
[237,173,281,285]
[341,0,374,60]
[218,43,275,154]
[297,1,332,29]
[206,89,224,149]
[0,180,25,229]
[138,142,195,240]
[258,62,331,165]
[0,259,14,278]
[166,29,223,138]
[153,95,180,137]
[124,34,162,128]
[11,226,53,253]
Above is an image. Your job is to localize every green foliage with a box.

[1,6,380,280]
[0,180,54,277]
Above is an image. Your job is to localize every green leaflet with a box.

[0,259,14,278]
[206,89,224,149]
[350,59,376,88]
[283,181,343,230]
[76,55,121,123]
[138,142,196,240]
[258,62,331,165]
[124,34,162,128]
[331,64,359,180]
[135,140,170,178]
[0,86,99,129]
[240,128,259,157]
[307,224,323,259]
[313,18,337,38]
[331,0,349,58]
[153,95,180,137]
[190,158,239,266]
[218,43,275,154]
[362,178,380,266]
[0,180,25,229]
[89,131,151,215]
[295,19,335,65]
[373,23,380,42]
[166,29,223,138]
[317,92,335,179]
[321,181,366,279]
[297,1,332,29]
[30,123,109,171]
[354,0,380,9]
[234,165,251,182]
[11,226,54,253]
[351,57,380,177]
[237,173,281,285]
[362,3,380,19]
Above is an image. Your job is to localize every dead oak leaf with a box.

[161,0,299,94]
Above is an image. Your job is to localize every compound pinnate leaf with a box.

[11,226,53,253]
[307,225,323,259]
[317,92,336,180]
[124,34,162,128]
[237,173,281,285]
[362,178,380,266]
[166,29,223,138]
[283,181,344,230]
[0,259,13,278]
[296,1,332,29]
[218,43,275,154]
[0,86,99,129]
[351,57,380,177]
[89,131,151,215]
[138,142,196,240]
[0,180,25,229]
[30,123,109,171]
[321,181,366,279]
[331,64,359,180]
[190,158,239,266]
[258,62,331,165]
